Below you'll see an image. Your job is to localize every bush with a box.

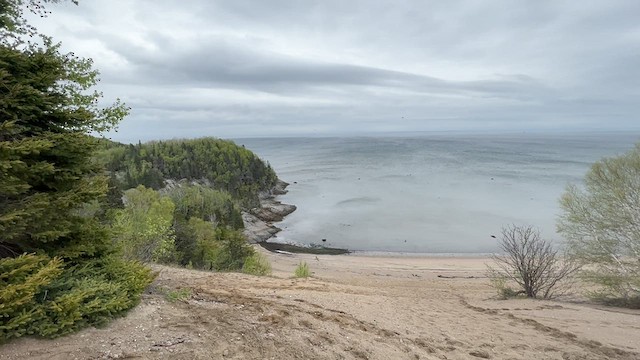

[186,217,221,270]
[487,225,579,299]
[294,262,311,278]
[242,252,272,276]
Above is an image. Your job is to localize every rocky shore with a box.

[242,179,297,243]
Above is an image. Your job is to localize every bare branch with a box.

[488,224,580,299]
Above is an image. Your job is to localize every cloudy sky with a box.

[30,0,640,141]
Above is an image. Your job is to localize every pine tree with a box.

[0,0,153,341]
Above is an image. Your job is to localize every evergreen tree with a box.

[0,0,153,341]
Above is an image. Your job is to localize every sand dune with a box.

[2,248,639,360]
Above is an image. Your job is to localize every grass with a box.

[242,252,272,276]
[294,262,311,278]
[487,271,523,300]
[165,288,192,303]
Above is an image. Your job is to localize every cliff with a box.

[242,180,297,243]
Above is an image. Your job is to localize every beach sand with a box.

[1,248,639,359]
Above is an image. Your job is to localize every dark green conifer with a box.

[0,0,153,342]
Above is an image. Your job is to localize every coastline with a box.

[242,179,353,255]
[242,180,495,257]
[242,179,297,244]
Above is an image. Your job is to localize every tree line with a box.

[96,137,278,208]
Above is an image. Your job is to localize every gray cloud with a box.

[27,0,640,141]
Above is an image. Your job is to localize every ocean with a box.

[236,132,639,253]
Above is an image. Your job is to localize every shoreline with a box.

[342,250,493,258]
[243,179,352,255]
[243,180,496,257]
[242,179,297,243]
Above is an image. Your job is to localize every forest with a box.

[96,137,278,208]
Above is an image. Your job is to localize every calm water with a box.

[236,133,639,253]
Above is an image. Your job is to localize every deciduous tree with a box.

[558,144,640,307]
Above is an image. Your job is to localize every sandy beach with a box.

[1,248,639,360]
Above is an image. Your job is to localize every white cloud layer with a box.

[28,0,640,141]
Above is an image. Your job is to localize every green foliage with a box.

[242,252,272,276]
[211,227,255,271]
[558,144,640,306]
[175,217,254,272]
[0,0,127,256]
[487,269,522,300]
[95,137,278,208]
[186,217,221,270]
[0,254,154,342]
[167,184,243,229]
[167,184,244,265]
[0,0,151,341]
[0,254,63,340]
[165,288,191,303]
[1,1,81,46]
[294,262,310,278]
[111,186,176,262]
[104,183,259,274]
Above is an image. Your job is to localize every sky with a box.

[28,0,640,142]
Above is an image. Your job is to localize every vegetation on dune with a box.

[558,144,640,307]
[487,225,579,300]
[242,252,272,276]
[489,144,640,307]
[294,262,311,278]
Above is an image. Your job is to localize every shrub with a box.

[294,262,311,278]
[487,225,579,299]
[242,252,272,276]
[187,217,221,270]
